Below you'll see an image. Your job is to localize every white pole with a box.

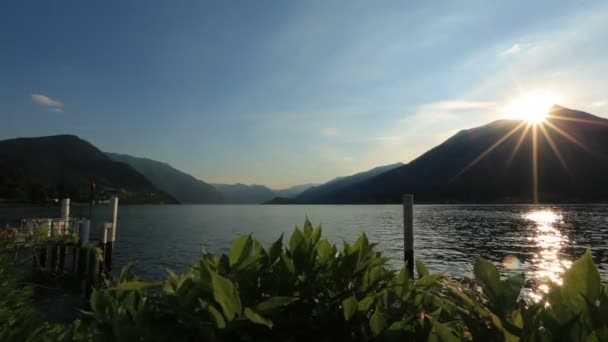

[403,194,414,277]
[78,219,90,244]
[110,197,118,243]
[60,198,70,219]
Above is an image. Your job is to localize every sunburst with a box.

[451,92,599,203]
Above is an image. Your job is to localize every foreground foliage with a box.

[2,220,608,341]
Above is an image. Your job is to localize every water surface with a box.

[2,204,608,296]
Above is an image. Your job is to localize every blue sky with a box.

[1,1,608,188]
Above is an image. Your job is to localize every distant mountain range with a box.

[293,163,404,203]
[297,106,608,204]
[211,183,276,204]
[272,184,319,198]
[106,153,222,203]
[0,135,176,204]
[3,106,607,205]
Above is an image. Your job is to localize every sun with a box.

[504,91,559,124]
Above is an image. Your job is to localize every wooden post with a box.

[78,220,90,244]
[106,197,118,272]
[403,194,414,278]
[110,197,118,243]
[99,223,110,275]
[60,198,70,220]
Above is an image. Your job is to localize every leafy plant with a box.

[3,219,608,341]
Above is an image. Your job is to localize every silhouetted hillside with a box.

[106,153,222,204]
[0,135,176,204]
[299,106,608,203]
[272,184,318,198]
[212,183,275,204]
[294,163,404,203]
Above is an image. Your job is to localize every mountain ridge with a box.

[106,152,223,204]
[303,105,608,203]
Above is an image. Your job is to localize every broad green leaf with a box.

[370,309,387,336]
[501,273,525,312]
[311,225,322,244]
[342,296,358,321]
[430,319,460,342]
[268,234,283,261]
[561,249,601,312]
[199,299,226,329]
[474,257,500,299]
[255,296,297,314]
[211,272,242,320]
[416,258,429,278]
[303,219,313,236]
[395,268,410,298]
[111,281,162,292]
[317,239,334,262]
[229,235,252,267]
[358,295,375,312]
[289,227,305,252]
[244,307,273,328]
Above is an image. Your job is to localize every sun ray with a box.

[532,125,539,203]
[538,123,573,179]
[451,121,526,182]
[506,123,531,168]
[547,114,608,127]
[543,120,600,157]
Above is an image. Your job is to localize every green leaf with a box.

[370,309,387,336]
[211,272,242,320]
[342,296,358,321]
[430,319,460,342]
[255,296,297,314]
[474,257,500,299]
[317,240,334,262]
[416,258,429,278]
[244,307,273,328]
[501,273,525,311]
[199,299,226,329]
[268,234,283,261]
[229,235,252,267]
[358,295,375,312]
[289,227,305,252]
[395,268,410,298]
[111,281,162,292]
[561,249,601,312]
[303,219,313,236]
[311,225,322,244]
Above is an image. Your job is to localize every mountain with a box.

[302,106,608,204]
[106,153,222,204]
[293,163,405,203]
[0,135,176,203]
[272,183,318,198]
[212,183,276,204]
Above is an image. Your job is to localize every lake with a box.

[2,204,608,299]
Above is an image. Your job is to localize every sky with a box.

[1,1,608,188]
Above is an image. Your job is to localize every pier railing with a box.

[1,197,119,298]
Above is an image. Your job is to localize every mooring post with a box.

[78,219,90,244]
[110,197,118,243]
[106,197,118,272]
[403,194,414,278]
[60,198,70,220]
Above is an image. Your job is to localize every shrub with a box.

[3,220,608,341]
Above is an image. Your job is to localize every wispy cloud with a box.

[421,100,496,111]
[31,93,64,112]
[501,43,521,56]
[591,100,607,107]
[321,127,339,137]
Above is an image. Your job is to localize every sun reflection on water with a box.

[523,209,572,302]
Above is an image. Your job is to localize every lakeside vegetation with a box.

[1,220,608,341]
